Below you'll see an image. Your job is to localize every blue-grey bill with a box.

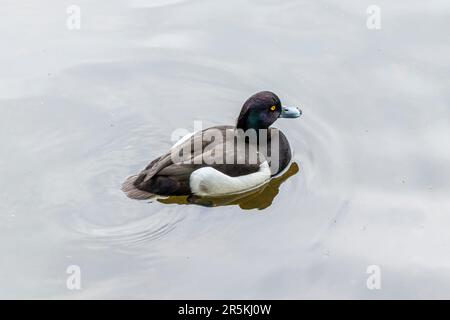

[280,106,302,118]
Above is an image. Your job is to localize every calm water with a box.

[1,0,450,299]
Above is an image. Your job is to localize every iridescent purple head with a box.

[236,91,301,130]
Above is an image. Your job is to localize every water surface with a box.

[1,0,450,298]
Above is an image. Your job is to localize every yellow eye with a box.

[270,105,276,111]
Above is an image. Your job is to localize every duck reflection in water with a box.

[122,92,302,205]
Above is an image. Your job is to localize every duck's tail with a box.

[121,175,156,200]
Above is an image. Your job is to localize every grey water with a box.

[1,0,450,299]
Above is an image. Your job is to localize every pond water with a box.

[1,0,450,298]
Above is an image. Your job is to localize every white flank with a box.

[189,161,271,197]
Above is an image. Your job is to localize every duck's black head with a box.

[236,91,301,131]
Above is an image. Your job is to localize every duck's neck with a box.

[236,112,269,132]
[236,123,271,145]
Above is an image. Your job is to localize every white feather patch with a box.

[189,161,271,196]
